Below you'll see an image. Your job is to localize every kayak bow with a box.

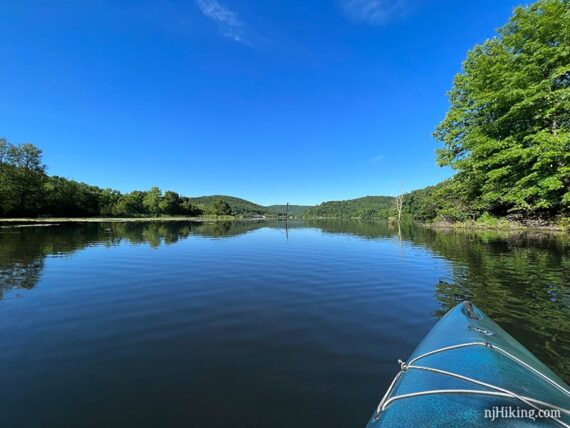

[366,302,570,427]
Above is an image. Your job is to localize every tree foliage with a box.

[143,187,162,216]
[0,139,46,216]
[208,199,233,216]
[434,0,570,217]
[304,196,394,219]
[402,180,478,222]
[44,176,103,217]
[190,195,266,216]
[265,205,311,216]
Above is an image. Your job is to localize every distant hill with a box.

[190,196,312,217]
[304,196,395,219]
[190,195,269,216]
[266,205,311,216]
[189,195,396,219]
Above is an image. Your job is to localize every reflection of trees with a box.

[422,229,570,381]
[0,258,44,300]
[0,221,275,299]
[304,219,428,243]
[193,221,244,237]
[302,221,570,381]
[189,220,302,237]
[305,221,570,381]
[304,219,395,239]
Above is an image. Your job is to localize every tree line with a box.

[0,138,232,218]
[303,196,394,219]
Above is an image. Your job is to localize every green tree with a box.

[211,198,233,216]
[0,138,11,215]
[0,138,8,165]
[99,188,121,216]
[159,191,183,215]
[142,187,162,216]
[434,0,570,218]
[113,191,146,216]
[0,141,46,216]
[179,197,203,216]
[8,143,45,173]
[43,177,103,217]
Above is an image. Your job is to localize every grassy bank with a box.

[428,214,570,232]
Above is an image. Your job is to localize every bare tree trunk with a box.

[395,194,403,224]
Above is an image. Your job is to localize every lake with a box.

[1,220,569,427]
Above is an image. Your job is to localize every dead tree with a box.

[395,193,404,224]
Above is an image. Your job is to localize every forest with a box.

[303,196,394,219]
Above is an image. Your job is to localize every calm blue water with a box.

[1,221,568,427]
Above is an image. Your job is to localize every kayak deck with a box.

[366,302,570,427]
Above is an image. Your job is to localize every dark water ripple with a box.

[0,220,568,427]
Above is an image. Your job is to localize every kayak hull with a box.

[366,302,570,427]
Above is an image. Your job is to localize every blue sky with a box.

[1,0,523,205]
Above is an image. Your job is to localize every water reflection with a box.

[1,220,568,380]
[0,221,270,296]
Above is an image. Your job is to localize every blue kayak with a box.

[366,302,570,427]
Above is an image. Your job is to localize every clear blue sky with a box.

[1,0,523,205]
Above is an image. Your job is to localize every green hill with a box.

[304,196,395,219]
[191,197,312,217]
[190,195,269,216]
[266,205,311,216]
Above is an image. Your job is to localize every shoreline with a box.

[304,217,569,233]
[427,220,568,233]
[0,217,567,233]
[0,216,273,223]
